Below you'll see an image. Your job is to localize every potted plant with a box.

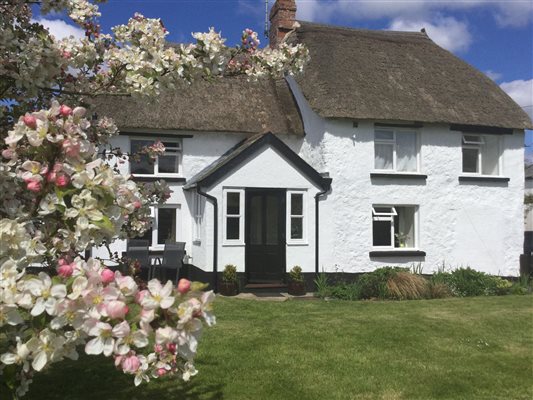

[288,266,306,296]
[395,232,410,248]
[220,264,239,296]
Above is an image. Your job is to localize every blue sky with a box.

[34,0,533,159]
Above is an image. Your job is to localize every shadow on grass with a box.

[24,355,225,400]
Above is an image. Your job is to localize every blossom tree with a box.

[0,1,308,398]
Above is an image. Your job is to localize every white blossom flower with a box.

[141,280,175,310]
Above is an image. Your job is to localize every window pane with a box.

[291,193,303,215]
[481,135,500,175]
[375,143,393,169]
[291,217,303,240]
[396,132,417,172]
[396,207,415,248]
[130,140,154,174]
[157,208,176,244]
[373,220,392,246]
[462,148,479,173]
[158,154,179,173]
[375,130,394,140]
[227,192,240,215]
[226,217,240,240]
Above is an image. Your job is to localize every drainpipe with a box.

[314,178,331,277]
[196,186,218,293]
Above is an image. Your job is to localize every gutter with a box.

[314,177,332,277]
[196,186,219,293]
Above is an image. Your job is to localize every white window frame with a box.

[223,188,244,246]
[371,204,418,250]
[193,193,203,243]
[461,134,502,176]
[129,137,182,177]
[143,204,181,250]
[374,128,420,173]
[287,190,307,245]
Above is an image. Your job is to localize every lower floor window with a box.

[137,205,179,247]
[372,205,417,248]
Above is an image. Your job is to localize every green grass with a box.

[24,296,533,400]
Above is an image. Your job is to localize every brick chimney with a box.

[269,0,297,48]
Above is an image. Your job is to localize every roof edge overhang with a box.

[183,132,331,192]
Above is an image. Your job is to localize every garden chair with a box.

[126,239,150,280]
[152,241,186,284]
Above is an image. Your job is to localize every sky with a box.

[34,0,533,160]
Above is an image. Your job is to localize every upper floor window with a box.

[374,129,419,172]
[130,138,182,175]
[461,134,501,175]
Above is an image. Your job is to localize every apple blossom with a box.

[177,278,191,295]
[101,268,115,284]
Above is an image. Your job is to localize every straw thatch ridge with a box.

[89,76,304,136]
[290,21,532,130]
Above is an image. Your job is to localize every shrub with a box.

[222,264,238,283]
[428,282,452,299]
[289,266,304,282]
[386,272,430,300]
[485,276,513,296]
[358,267,408,299]
[330,282,361,301]
[313,272,332,298]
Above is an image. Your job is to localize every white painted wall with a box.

[525,179,533,233]
[288,77,525,276]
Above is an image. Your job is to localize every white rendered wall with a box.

[288,77,524,276]
[525,179,533,232]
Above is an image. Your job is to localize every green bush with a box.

[289,266,304,282]
[431,267,513,297]
[222,264,237,283]
[358,267,408,299]
[313,272,331,298]
[330,282,361,301]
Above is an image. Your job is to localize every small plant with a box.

[289,266,304,282]
[222,264,238,282]
[314,271,331,298]
[410,262,424,275]
[395,232,410,247]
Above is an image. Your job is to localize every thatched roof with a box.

[290,22,532,130]
[89,76,304,136]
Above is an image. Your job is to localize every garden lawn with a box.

[24,295,533,400]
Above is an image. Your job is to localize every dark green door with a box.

[245,189,286,283]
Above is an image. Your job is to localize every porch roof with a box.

[183,132,332,191]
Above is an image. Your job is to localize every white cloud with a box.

[485,70,503,82]
[295,0,533,28]
[388,17,472,53]
[500,79,533,119]
[32,18,85,40]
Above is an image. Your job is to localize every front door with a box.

[245,189,286,283]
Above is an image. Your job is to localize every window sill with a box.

[287,241,309,246]
[370,172,427,180]
[132,174,186,183]
[458,175,510,183]
[369,250,426,257]
[222,242,245,247]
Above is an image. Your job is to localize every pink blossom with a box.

[157,368,167,376]
[46,171,56,183]
[154,344,163,353]
[106,300,128,319]
[100,268,115,284]
[57,263,74,278]
[59,105,73,117]
[2,148,15,159]
[55,174,70,187]
[26,179,42,192]
[62,51,71,59]
[135,289,148,304]
[133,201,142,209]
[121,355,141,373]
[177,279,191,295]
[62,139,81,158]
[166,343,177,354]
[23,114,37,129]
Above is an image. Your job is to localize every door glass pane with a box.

[266,195,279,245]
[227,192,240,215]
[462,148,479,173]
[373,220,392,246]
[130,140,154,174]
[250,196,262,245]
[291,193,303,215]
[396,132,417,172]
[226,217,239,240]
[291,217,303,239]
[157,208,176,244]
[158,154,179,173]
[375,143,393,169]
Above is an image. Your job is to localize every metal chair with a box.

[126,239,150,280]
[153,241,185,284]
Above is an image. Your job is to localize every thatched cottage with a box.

[92,0,533,290]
